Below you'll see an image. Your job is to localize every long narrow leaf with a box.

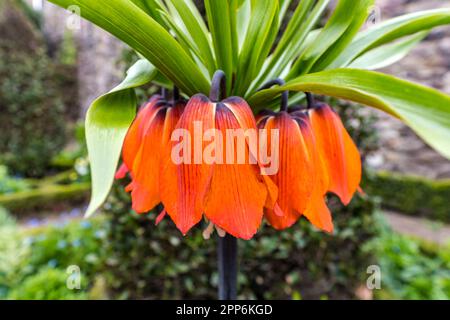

[234,0,279,95]
[288,0,371,78]
[279,0,293,24]
[250,0,328,92]
[130,0,167,26]
[204,0,234,90]
[348,31,428,70]
[330,8,450,68]
[236,0,251,49]
[165,0,216,75]
[85,60,157,217]
[310,0,374,72]
[248,69,450,159]
[48,0,210,95]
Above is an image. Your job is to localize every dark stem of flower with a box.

[161,88,168,101]
[210,70,227,102]
[173,86,180,102]
[305,92,315,109]
[218,234,238,300]
[259,79,289,112]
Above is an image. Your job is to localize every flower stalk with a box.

[218,234,238,300]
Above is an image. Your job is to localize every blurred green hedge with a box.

[102,185,377,299]
[365,171,450,223]
[364,217,450,300]
[0,0,74,177]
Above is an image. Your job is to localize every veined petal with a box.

[225,98,279,212]
[304,192,334,233]
[310,104,361,205]
[204,103,267,240]
[223,97,257,130]
[303,149,334,233]
[264,113,316,230]
[122,96,162,174]
[160,94,215,235]
[130,107,167,213]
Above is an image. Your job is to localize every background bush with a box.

[365,170,450,223]
[103,188,377,299]
[0,210,104,299]
[0,0,69,177]
[364,218,450,300]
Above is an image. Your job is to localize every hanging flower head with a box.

[118,72,277,240]
[257,83,362,234]
[117,90,186,213]
[308,102,362,205]
[116,71,362,240]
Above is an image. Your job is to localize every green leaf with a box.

[48,0,209,96]
[165,0,215,75]
[229,0,240,70]
[279,0,293,24]
[234,0,279,96]
[85,59,157,217]
[248,69,450,159]
[288,0,368,78]
[204,0,234,90]
[330,8,450,68]
[249,0,328,92]
[236,0,251,49]
[129,0,167,26]
[348,32,427,70]
[310,0,374,72]
[158,10,199,60]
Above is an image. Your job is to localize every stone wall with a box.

[368,0,450,179]
[40,1,125,117]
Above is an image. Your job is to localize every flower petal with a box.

[122,96,162,174]
[310,104,361,205]
[225,97,279,212]
[130,108,167,213]
[115,163,129,179]
[304,193,334,233]
[264,113,316,230]
[160,94,215,235]
[204,103,267,240]
[303,150,334,233]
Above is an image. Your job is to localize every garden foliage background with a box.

[0,0,449,300]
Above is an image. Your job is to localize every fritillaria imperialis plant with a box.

[48,0,450,299]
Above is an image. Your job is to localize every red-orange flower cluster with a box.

[117,91,361,240]
[257,103,362,233]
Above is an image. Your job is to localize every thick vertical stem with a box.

[218,234,238,300]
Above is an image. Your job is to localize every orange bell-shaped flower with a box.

[117,94,186,213]
[160,93,277,240]
[258,109,333,232]
[309,103,362,205]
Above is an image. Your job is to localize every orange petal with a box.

[225,98,279,211]
[122,96,162,174]
[160,94,215,235]
[264,113,316,230]
[115,163,129,179]
[223,97,257,130]
[204,103,267,240]
[130,108,167,213]
[303,193,334,233]
[309,104,361,205]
